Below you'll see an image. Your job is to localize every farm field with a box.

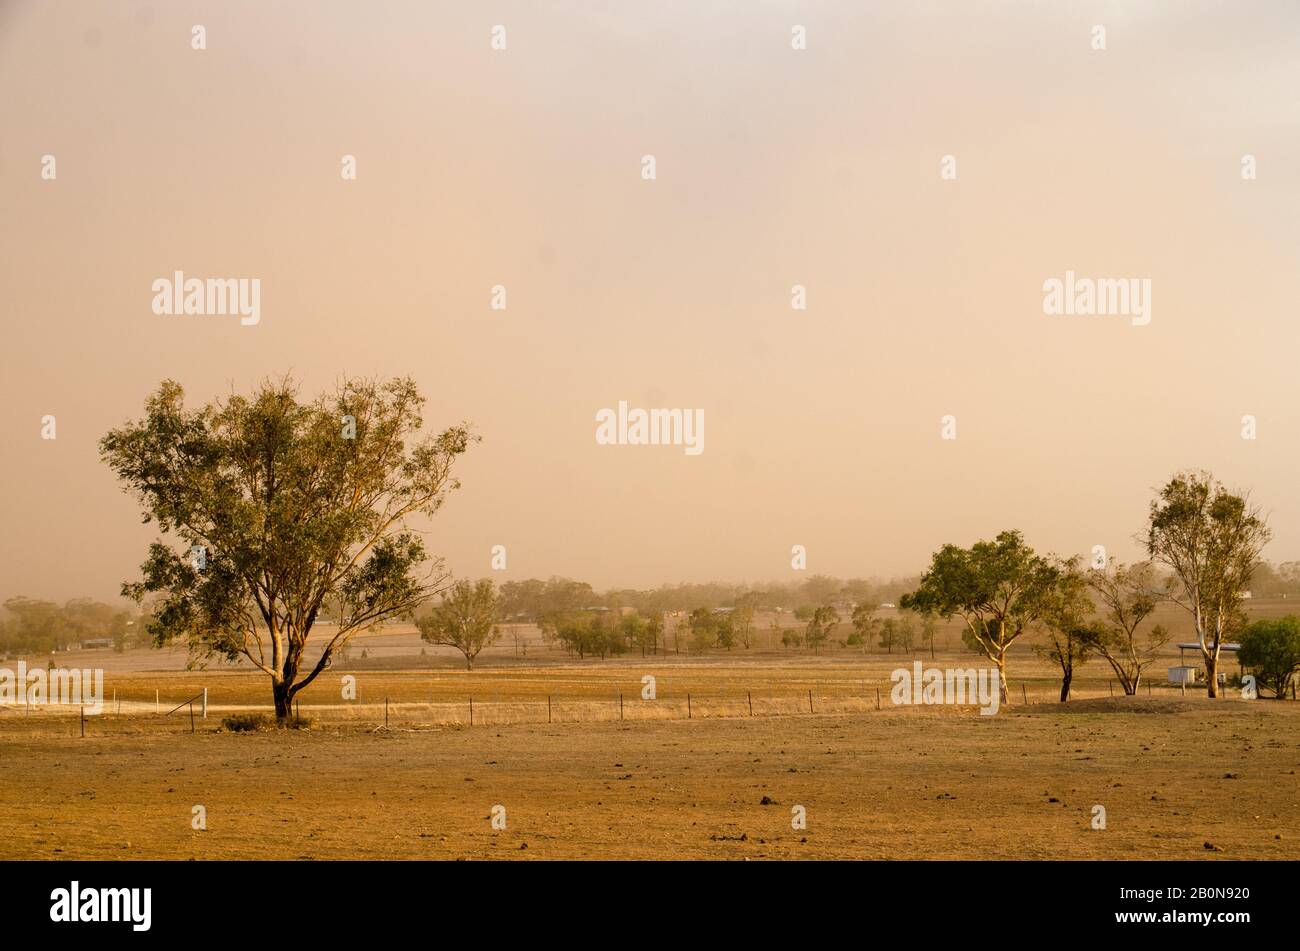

[1,650,1297,861]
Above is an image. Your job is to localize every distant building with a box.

[80,638,113,650]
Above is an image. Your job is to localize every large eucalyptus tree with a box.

[101,376,474,719]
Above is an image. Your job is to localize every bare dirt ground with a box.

[1,653,1297,860]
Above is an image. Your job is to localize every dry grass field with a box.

[2,632,1298,860]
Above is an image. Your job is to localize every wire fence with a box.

[0,676,1271,736]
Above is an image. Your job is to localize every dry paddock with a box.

[1,659,1297,860]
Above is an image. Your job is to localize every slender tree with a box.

[1084,560,1169,695]
[1036,559,1096,702]
[920,615,939,659]
[416,578,502,670]
[1146,471,1269,698]
[850,603,877,653]
[878,618,897,654]
[805,605,839,653]
[732,599,756,649]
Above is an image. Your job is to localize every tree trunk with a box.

[1205,651,1219,698]
[996,654,1009,703]
[273,681,293,721]
[1059,668,1072,702]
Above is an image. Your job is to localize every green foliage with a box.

[416,578,501,670]
[878,618,897,653]
[1239,616,1300,699]
[731,600,756,648]
[548,611,626,659]
[902,530,1058,694]
[804,605,839,652]
[687,608,716,653]
[849,603,877,650]
[1147,471,1266,642]
[1082,560,1169,694]
[1034,558,1098,700]
[1146,470,1270,698]
[617,612,661,656]
[714,612,736,650]
[100,376,475,718]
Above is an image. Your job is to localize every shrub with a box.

[1239,616,1300,699]
[222,713,273,732]
[221,713,314,732]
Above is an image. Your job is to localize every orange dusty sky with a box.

[2,1,1298,602]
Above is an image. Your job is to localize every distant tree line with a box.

[496,575,917,622]
[0,597,139,657]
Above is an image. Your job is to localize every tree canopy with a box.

[100,376,475,718]
[901,530,1059,700]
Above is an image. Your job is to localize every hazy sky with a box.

[2,1,1298,603]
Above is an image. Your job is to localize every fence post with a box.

[1181,679,1186,697]
[189,701,195,733]
[619,692,623,721]
[155,689,159,714]
[687,693,692,719]
[808,690,813,714]
[547,695,552,724]
[385,697,389,729]
[202,687,208,719]
[80,706,85,738]
[1021,683,1028,705]
[748,692,752,717]
[469,696,473,726]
